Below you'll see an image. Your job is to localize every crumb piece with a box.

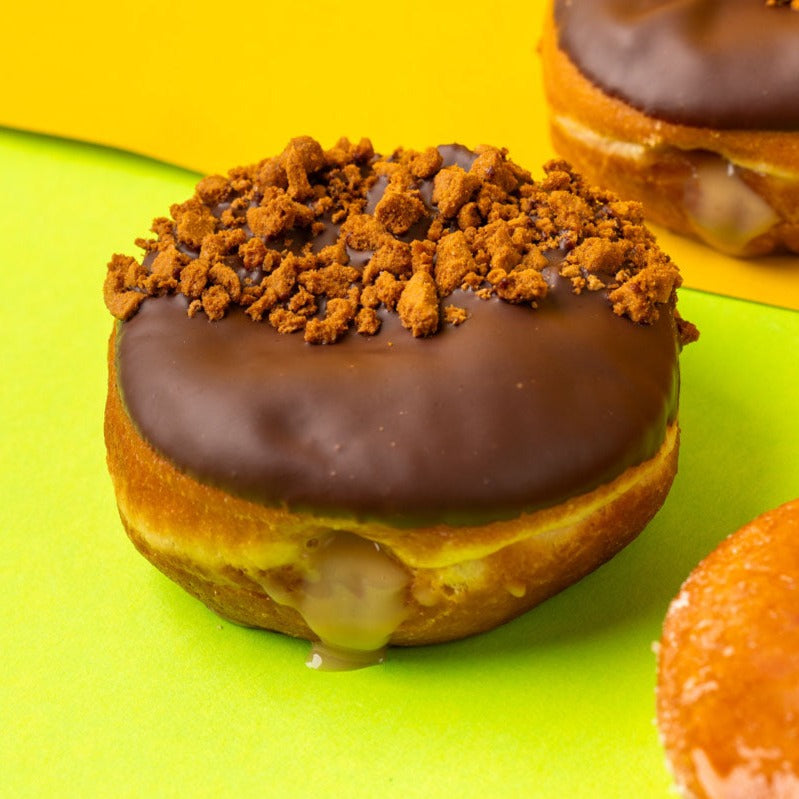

[201,285,231,320]
[549,190,592,238]
[397,271,439,337]
[239,237,268,270]
[104,281,145,320]
[141,246,183,294]
[432,167,481,218]
[240,285,263,306]
[255,157,288,190]
[609,256,680,323]
[219,205,246,228]
[363,240,412,284]
[246,288,278,321]
[341,214,388,252]
[410,147,443,179]
[269,307,307,333]
[195,174,230,205]
[425,217,445,242]
[586,275,605,291]
[457,202,482,230]
[209,262,242,302]
[676,313,700,345]
[299,264,360,298]
[481,221,523,271]
[287,287,317,316]
[567,237,629,275]
[356,307,381,335]
[187,299,202,317]
[493,269,549,304]
[435,231,476,295]
[443,305,469,325]
[411,239,436,275]
[172,198,217,249]
[149,216,174,240]
[374,189,426,235]
[200,229,247,262]
[262,257,298,300]
[280,137,325,201]
[470,147,519,193]
[461,271,485,291]
[476,182,509,218]
[247,189,313,239]
[316,239,348,267]
[371,271,405,310]
[304,297,356,344]
[179,259,210,298]
[521,244,548,271]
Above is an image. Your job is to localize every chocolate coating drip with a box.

[555,0,799,130]
[116,268,679,526]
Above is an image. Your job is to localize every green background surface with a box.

[2,127,798,798]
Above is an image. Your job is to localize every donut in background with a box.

[541,0,799,256]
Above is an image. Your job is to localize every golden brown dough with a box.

[657,499,799,798]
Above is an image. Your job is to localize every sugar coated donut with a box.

[104,137,697,669]
[657,499,799,797]
[541,0,799,256]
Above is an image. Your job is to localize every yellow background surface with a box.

[1,0,798,307]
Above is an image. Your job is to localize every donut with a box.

[103,137,697,669]
[540,0,799,256]
[657,499,799,797]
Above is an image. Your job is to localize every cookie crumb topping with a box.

[105,137,695,344]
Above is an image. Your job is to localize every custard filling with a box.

[683,157,779,255]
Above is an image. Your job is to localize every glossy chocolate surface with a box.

[555,0,799,130]
[116,269,680,526]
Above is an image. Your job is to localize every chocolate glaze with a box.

[555,0,799,130]
[116,267,680,527]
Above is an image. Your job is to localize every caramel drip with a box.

[683,154,780,255]
[261,532,409,670]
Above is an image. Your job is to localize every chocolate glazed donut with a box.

[116,278,679,526]
[542,0,799,255]
[104,138,696,668]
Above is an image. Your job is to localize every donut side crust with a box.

[106,333,680,646]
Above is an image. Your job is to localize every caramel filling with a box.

[260,532,409,670]
[683,157,780,256]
